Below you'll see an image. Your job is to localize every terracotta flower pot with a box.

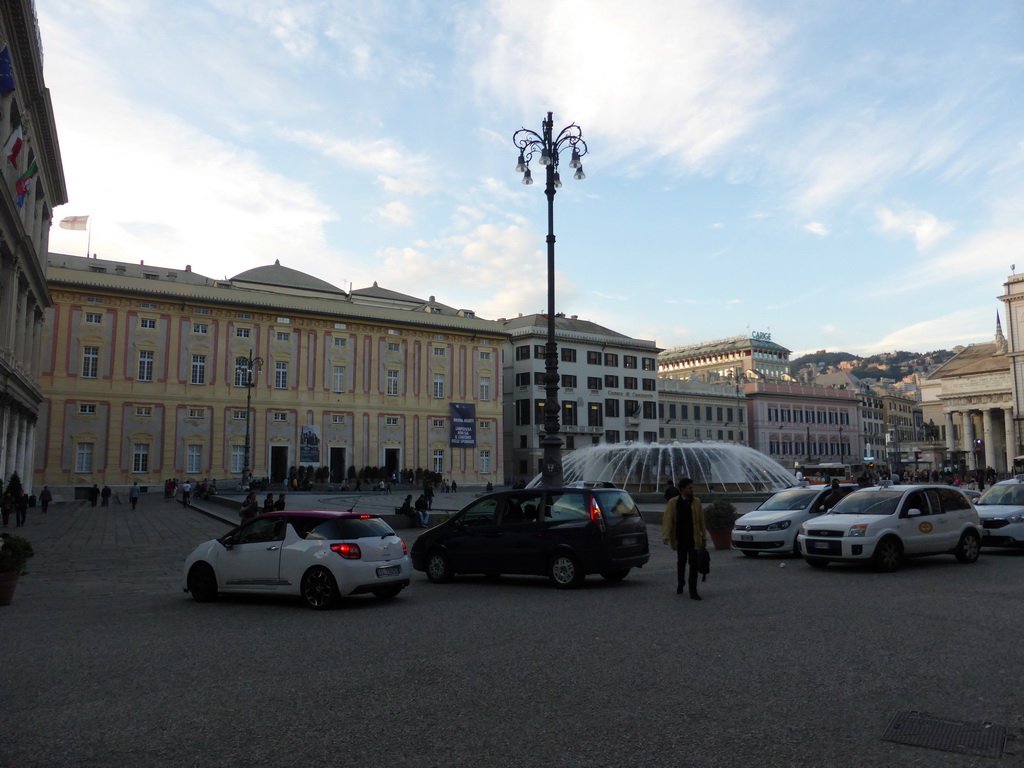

[0,571,19,606]
[709,529,732,550]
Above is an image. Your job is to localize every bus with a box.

[793,462,853,483]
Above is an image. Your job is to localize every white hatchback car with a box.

[796,484,982,572]
[732,483,857,556]
[183,511,411,609]
[975,477,1024,547]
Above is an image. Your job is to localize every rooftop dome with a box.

[231,259,345,295]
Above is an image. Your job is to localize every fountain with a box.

[542,441,797,494]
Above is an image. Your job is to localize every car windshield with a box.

[829,491,901,516]
[757,489,818,512]
[977,484,1024,506]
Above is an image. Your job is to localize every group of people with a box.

[238,492,286,521]
[397,494,430,527]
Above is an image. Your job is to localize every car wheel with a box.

[741,550,759,558]
[954,530,981,563]
[600,568,630,581]
[186,562,218,602]
[873,537,903,573]
[301,566,339,610]
[425,550,453,583]
[804,557,828,568]
[549,552,584,589]
[372,585,403,599]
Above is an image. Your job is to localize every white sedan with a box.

[183,511,411,609]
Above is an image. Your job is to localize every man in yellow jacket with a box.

[661,477,708,600]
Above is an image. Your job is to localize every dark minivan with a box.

[410,486,649,588]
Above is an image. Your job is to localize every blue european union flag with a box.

[0,46,15,96]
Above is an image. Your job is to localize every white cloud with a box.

[804,222,829,236]
[877,207,953,251]
[375,201,414,227]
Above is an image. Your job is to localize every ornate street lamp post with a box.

[238,349,264,489]
[513,112,587,486]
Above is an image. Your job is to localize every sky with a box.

[36,0,1024,358]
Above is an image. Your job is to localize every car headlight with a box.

[848,524,869,537]
[1006,514,1024,524]
[766,520,791,531]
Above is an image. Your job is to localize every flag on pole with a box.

[16,159,37,207]
[0,46,14,96]
[60,215,90,231]
[3,119,23,168]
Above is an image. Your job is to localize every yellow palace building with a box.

[38,254,507,497]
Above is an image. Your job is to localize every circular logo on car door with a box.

[918,521,933,533]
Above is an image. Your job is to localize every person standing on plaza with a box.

[15,493,28,527]
[129,482,141,510]
[0,491,12,527]
[263,493,275,514]
[274,494,286,510]
[181,480,193,507]
[39,486,52,514]
[101,485,112,507]
[89,484,100,507]
[661,477,708,601]
[423,478,434,510]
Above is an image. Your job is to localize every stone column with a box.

[14,414,27,482]
[983,408,996,471]
[13,287,27,361]
[4,410,17,480]
[963,412,976,471]
[24,421,35,495]
[945,411,957,456]
[1006,408,1018,474]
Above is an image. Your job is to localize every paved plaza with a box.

[4,490,1024,767]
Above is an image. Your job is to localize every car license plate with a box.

[740,534,753,541]
[811,541,829,550]
[621,536,637,546]
[376,565,400,577]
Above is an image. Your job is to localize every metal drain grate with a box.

[882,711,1006,759]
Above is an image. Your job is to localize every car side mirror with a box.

[906,508,922,517]
[221,535,235,549]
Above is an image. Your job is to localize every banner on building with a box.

[449,403,477,447]
[300,425,321,464]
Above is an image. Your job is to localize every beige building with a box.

[38,256,507,496]
[0,2,67,494]
[658,332,792,382]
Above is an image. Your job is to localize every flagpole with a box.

[86,217,91,257]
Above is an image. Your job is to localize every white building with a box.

[502,314,660,483]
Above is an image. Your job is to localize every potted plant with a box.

[703,500,737,550]
[0,532,34,605]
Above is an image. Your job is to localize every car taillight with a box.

[590,497,606,533]
[401,541,408,555]
[330,543,362,559]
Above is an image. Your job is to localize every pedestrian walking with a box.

[15,493,28,527]
[423,479,434,510]
[101,485,112,507]
[181,480,193,507]
[661,477,708,601]
[39,486,52,514]
[129,482,141,510]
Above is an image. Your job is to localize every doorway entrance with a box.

[330,447,347,483]
[384,448,400,480]
[271,445,289,484]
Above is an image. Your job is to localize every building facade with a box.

[38,256,507,496]
[0,1,67,494]
[657,378,747,445]
[658,332,792,382]
[502,314,660,483]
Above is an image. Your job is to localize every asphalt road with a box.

[4,494,1024,767]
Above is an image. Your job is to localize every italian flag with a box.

[2,120,23,168]
[16,159,37,207]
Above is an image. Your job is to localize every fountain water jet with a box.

[537,442,797,494]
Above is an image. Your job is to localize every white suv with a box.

[975,477,1024,547]
[796,484,982,572]
[732,483,857,556]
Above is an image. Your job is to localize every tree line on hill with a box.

[791,349,957,381]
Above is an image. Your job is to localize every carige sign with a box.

[752,331,772,341]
